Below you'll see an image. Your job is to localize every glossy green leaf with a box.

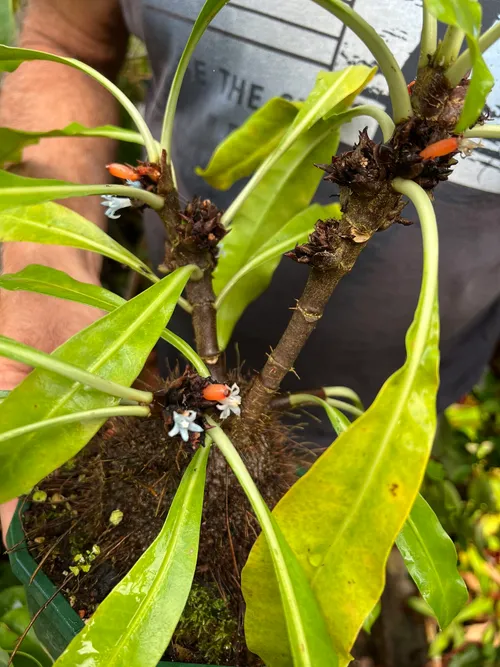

[0,588,25,618]
[0,648,8,667]
[244,295,440,664]
[243,177,440,664]
[0,266,194,503]
[291,67,376,132]
[0,170,163,212]
[0,0,15,46]
[222,66,375,226]
[426,0,494,131]
[161,0,231,156]
[289,392,351,436]
[0,123,144,166]
[0,203,156,280]
[55,445,210,667]
[0,45,157,160]
[214,121,340,350]
[0,336,153,404]
[215,202,340,329]
[0,608,52,667]
[396,494,467,629]
[0,265,209,377]
[209,421,337,667]
[196,97,299,190]
[0,265,125,311]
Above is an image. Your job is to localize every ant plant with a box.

[0,0,499,665]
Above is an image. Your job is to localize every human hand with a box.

[0,247,102,544]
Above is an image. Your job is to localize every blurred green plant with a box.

[413,371,500,664]
[0,559,52,665]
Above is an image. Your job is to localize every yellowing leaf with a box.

[243,290,440,664]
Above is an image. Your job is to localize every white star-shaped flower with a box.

[100,195,132,219]
[216,383,241,420]
[168,410,204,442]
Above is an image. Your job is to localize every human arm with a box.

[0,0,129,540]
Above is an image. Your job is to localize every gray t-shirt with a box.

[120,0,500,434]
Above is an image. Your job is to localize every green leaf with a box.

[196,97,300,190]
[0,588,25,618]
[161,0,231,156]
[222,66,375,226]
[289,393,351,436]
[0,266,194,503]
[0,170,163,212]
[55,445,210,667]
[0,45,157,160]
[291,67,376,132]
[425,0,494,131]
[0,203,155,280]
[243,177,440,666]
[0,123,144,166]
[0,608,52,667]
[362,601,381,635]
[0,265,125,311]
[215,202,340,336]
[214,121,340,350]
[208,421,338,667]
[396,494,468,629]
[0,265,209,377]
[0,648,8,667]
[0,0,15,46]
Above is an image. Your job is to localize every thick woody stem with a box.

[240,130,406,426]
[242,254,363,423]
[157,151,225,381]
[184,273,225,381]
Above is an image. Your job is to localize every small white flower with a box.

[168,410,204,442]
[100,195,132,219]
[216,383,241,420]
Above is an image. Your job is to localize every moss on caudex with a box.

[171,583,238,664]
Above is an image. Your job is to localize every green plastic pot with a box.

[6,502,222,666]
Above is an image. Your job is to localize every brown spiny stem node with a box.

[152,367,211,416]
[156,151,226,381]
[163,197,227,271]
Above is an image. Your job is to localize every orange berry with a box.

[419,137,460,160]
[202,383,230,402]
[106,163,140,181]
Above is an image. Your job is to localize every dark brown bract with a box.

[178,197,227,258]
